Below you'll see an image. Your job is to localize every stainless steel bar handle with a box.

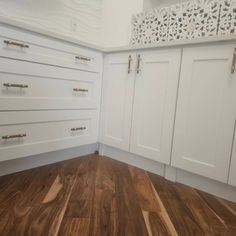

[2,134,26,140]
[231,48,236,74]
[3,83,29,88]
[4,40,29,48]
[128,55,132,74]
[73,88,88,92]
[75,56,91,62]
[137,54,141,74]
[71,127,86,131]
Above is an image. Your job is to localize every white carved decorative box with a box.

[130,7,169,45]
[218,0,236,35]
[168,0,220,41]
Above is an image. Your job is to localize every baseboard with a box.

[0,143,98,176]
[99,144,236,203]
[99,144,165,177]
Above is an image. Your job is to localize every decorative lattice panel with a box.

[130,7,169,45]
[218,0,236,35]
[168,0,220,41]
[130,0,222,46]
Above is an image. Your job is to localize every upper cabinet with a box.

[100,53,136,151]
[171,45,236,183]
[130,49,181,164]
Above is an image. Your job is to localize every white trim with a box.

[0,143,98,176]
[99,144,165,176]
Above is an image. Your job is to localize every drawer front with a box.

[0,58,101,110]
[0,110,99,161]
[0,25,102,73]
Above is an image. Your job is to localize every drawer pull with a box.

[2,134,26,140]
[75,56,91,62]
[3,83,29,88]
[4,40,29,48]
[71,127,86,131]
[73,88,88,92]
[136,54,141,74]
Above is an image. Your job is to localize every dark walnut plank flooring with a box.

[0,155,236,236]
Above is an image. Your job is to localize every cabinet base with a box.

[0,143,98,176]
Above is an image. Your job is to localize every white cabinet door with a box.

[100,53,136,151]
[130,49,181,164]
[229,130,236,186]
[172,45,236,183]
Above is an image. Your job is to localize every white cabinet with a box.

[229,125,236,186]
[100,53,136,151]
[130,49,181,164]
[172,45,236,183]
[100,49,181,164]
[0,110,98,162]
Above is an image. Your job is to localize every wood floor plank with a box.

[129,166,178,236]
[88,157,119,236]
[149,172,204,236]
[64,155,98,218]
[58,218,90,236]
[0,157,80,236]
[174,183,229,235]
[197,190,236,233]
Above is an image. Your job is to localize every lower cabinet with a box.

[229,131,236,186]
[0,110,99,162]
[171,45,236,183]
[100,53,136,151]
[100,49,181,164]
[130,49,181,164]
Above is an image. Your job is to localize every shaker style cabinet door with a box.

[172,45,236,182]
[229,130,236,187]
[130,49,181,164]
[100,53,136,151]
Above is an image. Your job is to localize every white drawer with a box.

[0,58,101,110]
[0,110,99,162]
[0,25,102,73]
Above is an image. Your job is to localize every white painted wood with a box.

[0,110,99,162]
[130,49,181,164]
[229,121,236,186]
[0,143,98,176]
[0,0,102,45]
[172,45,236,183]
[164,165,177,182]
[0,58,101,110]
[0,25,102,73]
[100,53,136,151]
[99,144,165,176]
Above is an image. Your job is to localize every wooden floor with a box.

[1,155,236,236]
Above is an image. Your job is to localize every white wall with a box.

[0,0,102,45]
[101,0,143,47]
[143,0,190,11]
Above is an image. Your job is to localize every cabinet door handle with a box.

[4,40,29,48]
[71,127,86,131]
[2,134,26,140]
[75,56,91,62]
[137,54,141,74]
[231,48,236,74]
[73,88,88,92]
[128,55,132,74]
[3,83,29,88]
